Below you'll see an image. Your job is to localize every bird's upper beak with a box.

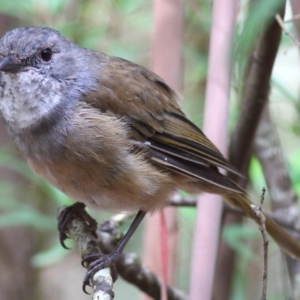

[0,55,23,73]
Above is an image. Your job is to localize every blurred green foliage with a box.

[234,0,285,73]
[0,0,298,299]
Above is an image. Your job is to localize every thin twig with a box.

[275,14,300,46]
[254,103,300,297]
[251,188,269,300]
[284,13,300,23]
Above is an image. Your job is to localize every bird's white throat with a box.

[0,70,62,130]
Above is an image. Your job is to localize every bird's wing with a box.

[86,55,241,191]
[84,55,300,260]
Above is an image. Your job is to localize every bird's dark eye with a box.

[41,48,52,61]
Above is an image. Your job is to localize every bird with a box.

[0,26,299,288]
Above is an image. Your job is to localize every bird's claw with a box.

[57,202,96,249]
[81,252,119,293]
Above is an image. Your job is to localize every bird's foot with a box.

[81,251,120,293]
[57,202,97,249]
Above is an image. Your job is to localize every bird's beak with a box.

[0,55,23,73]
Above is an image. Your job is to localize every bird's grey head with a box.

[0,27,87,131]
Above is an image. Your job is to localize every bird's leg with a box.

[81,210,147,289]
[58,202,97,249]
[58,204,147,292]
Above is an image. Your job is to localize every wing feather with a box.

[86,54,241,192]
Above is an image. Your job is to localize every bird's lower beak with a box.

[0,55,23,73]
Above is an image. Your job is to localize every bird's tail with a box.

[223,193,300,260]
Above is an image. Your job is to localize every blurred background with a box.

[0,0,299,299]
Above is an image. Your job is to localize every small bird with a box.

[0,27,299,286]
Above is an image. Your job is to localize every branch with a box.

[62,210,188,300]
[229,6,286,177]
[254,106,300,298]
[61,209,114,300]
[275,14,300,47]
[97,216,188,300]
[284,13,300,23]
[251,188,269,300]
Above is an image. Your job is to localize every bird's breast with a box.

[25,103,176,212]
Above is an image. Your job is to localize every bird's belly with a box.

[27,158,134,211]
[27,154,175,212]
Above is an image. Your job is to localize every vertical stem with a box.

[143,1,183,299]
[189,1,237,299]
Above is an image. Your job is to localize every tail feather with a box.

[224,193,300,259]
